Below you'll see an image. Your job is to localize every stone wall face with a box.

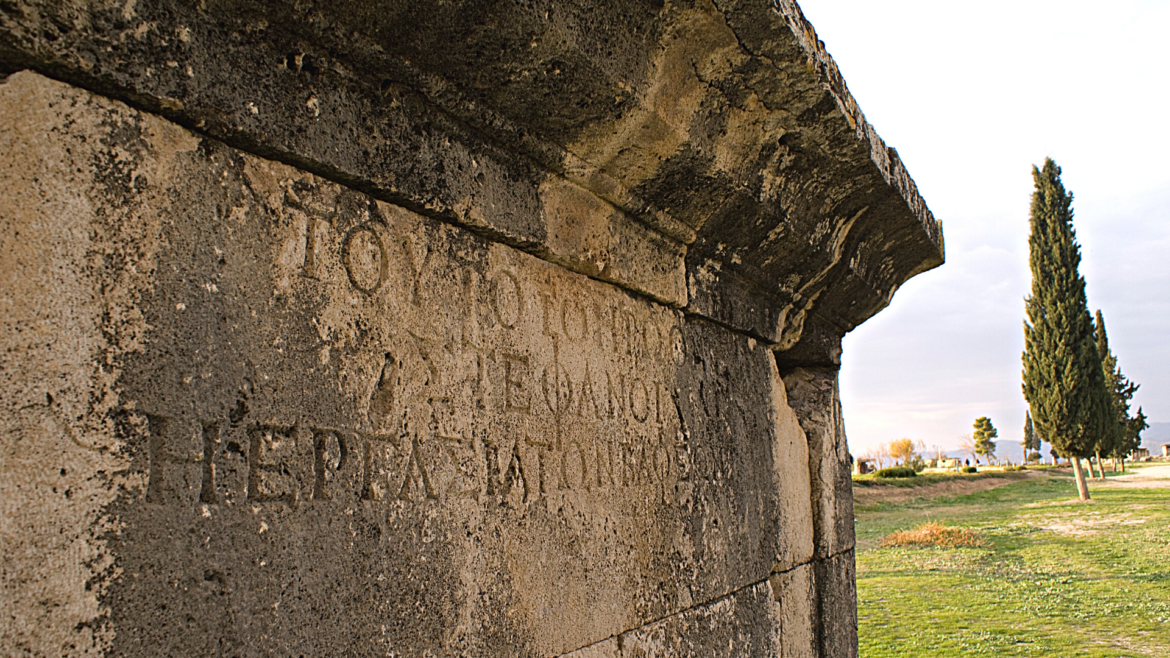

[1,2,942,656]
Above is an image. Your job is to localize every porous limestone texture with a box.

[1,1,943,656]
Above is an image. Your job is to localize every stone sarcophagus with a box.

[0,1,942,656]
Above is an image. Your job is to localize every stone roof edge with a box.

[771,0,945,264]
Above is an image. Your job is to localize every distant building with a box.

[1163,445,1170,457]
[855,459,874,475]
[1131,447,1149,460]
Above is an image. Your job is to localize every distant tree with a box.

[1095,310,1142,473]
[1091,310,1126,477]
[958,434,977,464]
[909,454,927,473]
[888,438,916,465]
[1027,451,1043,463]
[1022,159,1111,501]
[1022,411,1041,456]
[973,417,998,464]
[1119,408,1149,473]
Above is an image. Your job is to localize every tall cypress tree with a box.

[1094,309,1136,473]
[1123,408,1149,472]
[1021,159,1109,500]
[1022,411,1040,461]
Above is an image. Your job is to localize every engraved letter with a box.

[398,435,438,501]
[146,414,202,504]
[561,296,587,341]
[629,378,650,423]
[368,353,397,428]
[247,424,300,504]
[489,269,521,329]
[312,428,348,500]
[403,232,436,304]
[503,353,531,413]
[343,223,388,294]
[486,439,530,504]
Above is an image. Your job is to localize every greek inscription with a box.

[540,359,574,418]
[141,255,689,510]
[398,436,438,502]
[283,186,337,280]
[503,353,531,413]
[539,289,559,337]
[559,437,588,492]
[485,439,530,505]
[523,435,554,496]
[142,408,682,510]
[312,428,348,501]
[629,378,650,423]
[302,218,326,279]
[145,414,202,504]
[368,353,398,428]
[578,363,607,420]
[343,222,388,294]
[561,296,587,341]
[402,232,436,304]
[361,432,402,501]
[247,424,308,504]
[489,269,521,329]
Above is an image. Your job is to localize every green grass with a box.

[856,474,1170,657]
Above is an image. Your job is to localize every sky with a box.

[795,0,1170,462]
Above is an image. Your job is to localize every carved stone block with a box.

[2,71,816,657]
[815,551,859,658]
[780,367,856,560]
[1,0,944,654]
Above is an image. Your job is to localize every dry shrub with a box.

[881,522,986,548]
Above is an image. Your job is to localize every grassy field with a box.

[855,466,1170,657]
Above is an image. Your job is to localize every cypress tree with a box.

[1123,408,1149,472]
[1021,158,1109,500]
[1094,310,1137,473]
[1022,411,1040,461]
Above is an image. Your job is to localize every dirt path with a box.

[1095,463,1170,488]
[852,474,1031,506]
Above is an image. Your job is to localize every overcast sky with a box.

[795,0,1170,461]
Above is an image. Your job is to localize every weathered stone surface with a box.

[2,71,819,657]
[814,551,859,658]
[771,563,817,658]
[0,0,943,361]
[0,0,690,309]
[561,580,786,658]
[781,367,855,559]
[618,581,782,658]
[2,1,946,656]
